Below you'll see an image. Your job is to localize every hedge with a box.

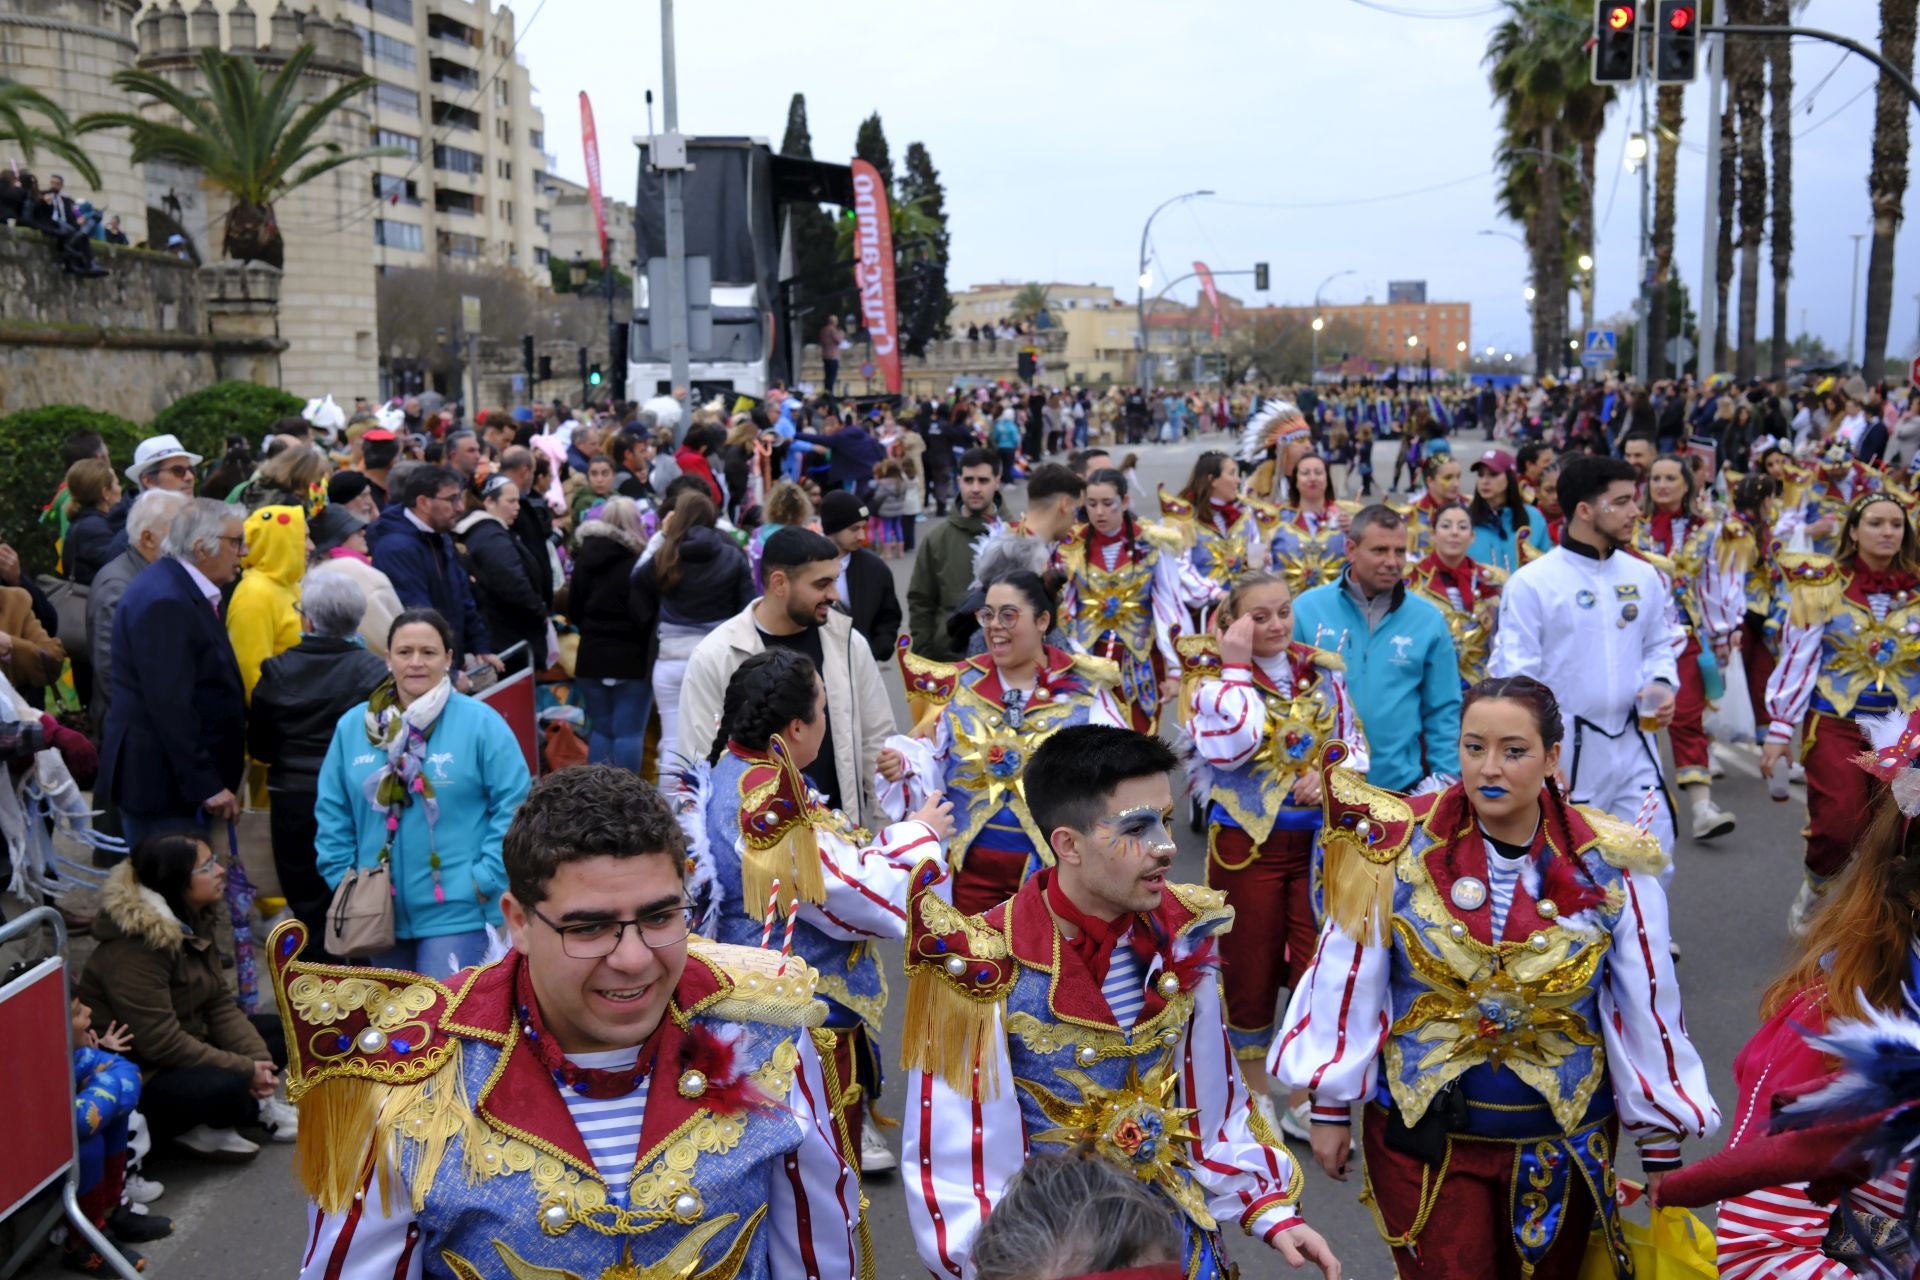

[0,406,145,569]
[149,381,305,463]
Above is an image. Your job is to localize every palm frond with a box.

[0,80,100,186]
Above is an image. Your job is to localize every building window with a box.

[501,200,512,224]
[438,231,483,260]
[434,144,483,175]
[534,246,549,266]
[495,79,509,107]
[366,0,411,23]
[372,82,419,117]
[372,127,419,158]
[529,129,544,150]
[372,173,419,204]
[496,159,512,181]
[370,32,413,69]
[374,219,422,251]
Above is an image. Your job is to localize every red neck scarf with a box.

[515,962,662,1099]
[1042,868,1132,985]
[1851,564,1919,598]
[1422,553,1478,610]
[1088,524,1132,565]
[1649,506,1681,554]
[1208,496,1242,531]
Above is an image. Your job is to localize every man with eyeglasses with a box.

[1492,453,1682,857]
[365,463,502,678]
[278,764,864,1280]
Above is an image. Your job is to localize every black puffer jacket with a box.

[631,525,754,630]
[249,636,389,791]
[65,506,118,586]
[569,520,651,679]
[455,511,549,669]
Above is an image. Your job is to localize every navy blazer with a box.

[365,504,492,661]
[99,557,247,816]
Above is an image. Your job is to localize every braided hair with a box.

[708,648,820,765]
[1462,674,1564,751]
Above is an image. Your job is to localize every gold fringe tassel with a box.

[900,968,1001,1100]
[295,1042,480,1219]
[1320,834,1395,947]
[742,822,827,928]
[297,1075,388,1216]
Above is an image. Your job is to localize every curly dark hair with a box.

[708,649,820,765]
[502,764,685,905]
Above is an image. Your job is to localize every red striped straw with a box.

[777,895,800,975]
[1632,786,1658,835]
[759,877,781,950]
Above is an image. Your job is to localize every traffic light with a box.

[588,363,603,387]
[1016,348,1037,384]
[521,333,535,383]
[1653,0,1700,82]
[538,354,553,382]
[1254,262,1269,292]
[1591,1,1640,84]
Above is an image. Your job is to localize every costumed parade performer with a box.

[1058,469,1218,734]
[1773,441,1885,557]
[1492,455,1683,858]
[281,765,866,1280]
[1721,472,1780,744]
[1157,450,1266,602]
[1405,454,1463,560]
[1236,399,1315,505]
[1266,453,1352,599]
[881,570,1126,914]
[1763,491,1920,932]
[1180,571,1365,1110]
[1633,454,1746,842]
[1274,676,1718,1279]
[1407,499,1505,688]
[675,648,956,1172]
[901,724,1342,1280]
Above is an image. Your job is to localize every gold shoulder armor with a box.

[687,937,828,1030]
[1574,805,1671,878]
[1069,651,1122,688]
[1140,520,1187,554]
[1777,552,1843,628]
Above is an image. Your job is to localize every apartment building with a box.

[544,173,636,278]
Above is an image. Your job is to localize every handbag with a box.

[1380,1081,1469,1166]
[34,573,88,653]
[326,861,395,958]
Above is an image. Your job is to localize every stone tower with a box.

[0,0,152,245]
[132,1,378,397]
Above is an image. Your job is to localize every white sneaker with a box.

[858,1124,896,1173]
[1788,762,1806,785]
[123,1173,164,1205]
[175,1125,260,1160]
[1788,879,1820,938]
[1690,800,1736,841]
[258,1096,300,1141]
[1278,1098,1312,1143]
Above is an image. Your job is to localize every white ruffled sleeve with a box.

[1269,921,1390,1117]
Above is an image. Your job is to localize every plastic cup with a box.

[1635,688,1664,733]
[1767,757,1791,802]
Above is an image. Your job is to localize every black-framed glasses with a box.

[529,904,694,958]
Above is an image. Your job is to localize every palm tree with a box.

[1765,0,1794,381]
[1649,85,1686,378]
[1864,0,1919,376]
[78,45,393,267]
[1714,95,1736,371]
[0,80,100,188]
[1011,282,1053,323]
[1731,0,1768,381]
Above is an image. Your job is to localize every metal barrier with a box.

[0,907,139,1280]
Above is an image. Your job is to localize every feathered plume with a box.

[1853,709,1920,817]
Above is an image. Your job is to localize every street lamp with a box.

[1523,286,1536,302]
[1136,189,1214,390]
[1577,253,1595,272]
[1625,133,1649,171]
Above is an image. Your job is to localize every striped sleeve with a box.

[801,819,943,942]
[1763,618,1824,743]
[1714,1185,1852,1280]
[1189,670,1266,771]
[1270,921,1390,1110]
[297,1148,422,1280]
[768,1031,860,1280]
[902,1006,1026,1279]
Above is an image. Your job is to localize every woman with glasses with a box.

[683,647,954,1170]
[881,570,1127,914]
[314,608,532,973]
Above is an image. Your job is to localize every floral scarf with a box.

[361,675,452,900]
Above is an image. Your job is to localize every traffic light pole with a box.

[1700,24,1920,117]
[1696,10,1724,383]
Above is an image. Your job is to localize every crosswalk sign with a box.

[1583,329,1617,366]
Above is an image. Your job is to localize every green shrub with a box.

[0,406,145,572]
[149,381,304,463]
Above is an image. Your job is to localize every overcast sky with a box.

[520,0,1918,366]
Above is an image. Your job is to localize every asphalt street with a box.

[23,432,1813,1280]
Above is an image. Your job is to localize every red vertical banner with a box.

[1193,261,1223,341]
[851,159,900,394]
[579,92,608,267]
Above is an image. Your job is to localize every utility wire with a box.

[1344,0,1503,17]
[1210,170,1492,211]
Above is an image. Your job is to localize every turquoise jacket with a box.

[1468,504,1549,574]
[314,692,531,939]
[1292,572,1462,790]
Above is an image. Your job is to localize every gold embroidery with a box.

[917,891,1011,959]
[1005,993,1193,1061]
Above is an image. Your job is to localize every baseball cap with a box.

[125,433,203,483]
[1471,448,1516,475]
[819,490,868,537]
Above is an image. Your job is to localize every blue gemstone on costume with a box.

[393,1040,410,1054]
[932,939,947,953]
[574,1082,591,1094]
[336,1035,351,1051]
[280,932,299,956]
[976,968,991,982]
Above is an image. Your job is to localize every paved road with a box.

[25,431,1808,1279]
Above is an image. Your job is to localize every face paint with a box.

[1095,806,1178,859]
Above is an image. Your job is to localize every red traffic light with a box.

[1667,3,1694,28]
[1607,4,1634,28]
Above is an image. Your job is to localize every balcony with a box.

[435,189,481,218]
[438,231,483,261]
[431,100,480,132]
[426,12,478,45]
[429,57,478,91]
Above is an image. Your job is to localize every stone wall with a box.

[0,225,284,419]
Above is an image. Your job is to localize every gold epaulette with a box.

[897,637,961,733]
[1335,498,1364,519]
[1574,805,1671,878]
[1247,497,1283,531]
[1157,483,1195,527]
[1173,633,1222,730]
[1068,650,1122,689]
[1306,644,1346,672]
[1715,515,1757,577]
[1481,562,1510,590]
[1140,520,1187,554]
[900,861,1012,1098]
[1164,881,1233,937]
[686,937,827,1029]
[1777,552,1843,628]
[1316,744,1415,945]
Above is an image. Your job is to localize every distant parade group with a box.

[272,393,1920,1280]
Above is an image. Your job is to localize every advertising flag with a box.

[851,159,900,394]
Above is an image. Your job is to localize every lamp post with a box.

[1136,189,1214,391]
[1311,268,1355,384]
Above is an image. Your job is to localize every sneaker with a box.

[1788,879,1820,938]
[123,1173,164,1206]
[1278,1097,1311,1143]
[1690,800,1736,841]
[106,1205,172,1244]
[63,1243,145,1274]
[257,1095,300,1141]
[858,1124,897,1174]
[1788,761,1806,785]
[174,1124,259,1162]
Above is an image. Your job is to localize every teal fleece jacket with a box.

[1292,572,1462,790]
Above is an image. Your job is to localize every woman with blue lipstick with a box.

[1274,674,1716,1279]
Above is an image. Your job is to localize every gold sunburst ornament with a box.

[1016,1050,1210,1227]
[1828,615,1920,697]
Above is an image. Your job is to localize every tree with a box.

[1765,0,1794,380]
[897,141,952,351]
[377,263,601,385]
[1863,0,1918,375]
[1731,0,1768,381]
[79,46,396,267]
[853,113,894,193]
[1011,283,1052,323]
[778,93,847,362]
[0,80,100,187]
[1648,85,1685,380]
[1616,271,1698,376]
[1714,92,1736,370]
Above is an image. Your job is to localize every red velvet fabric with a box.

[1801,713,1881,878]
[1208,824,1317,1039]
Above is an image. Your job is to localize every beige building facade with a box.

[951,281,1120,331]
[544,172,634,279]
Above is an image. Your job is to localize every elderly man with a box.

[365,464,500,671]
[87,489,189,734]
[99,499,248,845]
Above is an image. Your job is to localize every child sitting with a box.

[70,998,170,1274]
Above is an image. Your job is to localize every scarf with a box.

[516,959,662,1099]
[1207,496,1243,533]
[326,545,372,566]
[1042,868,1133,985]
[1088,524,1132,566]
[1648,506,1681,555]
[361,675,452,898]
[1850,564,1920,599]
[1422,553,1479,610]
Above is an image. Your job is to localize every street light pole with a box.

[658,0,691,416]
[1136,189,1213,392]
[1849,232,1867,370]
[1312,268,1355,384]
